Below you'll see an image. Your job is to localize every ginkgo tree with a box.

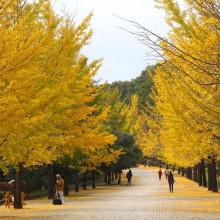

[95,86,143,182]
[0,0,118,208]
[127,0,220,192]
[0,0,63,207]
[153,0,219,192]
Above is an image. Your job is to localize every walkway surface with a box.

[0,166,219,220]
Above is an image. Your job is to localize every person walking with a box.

[168,171,175,192]
[126,169,132,186]
[55,174,65,204]
[158,168,162,180]
[165,168,169,179]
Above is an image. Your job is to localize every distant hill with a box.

[107,65,156,110]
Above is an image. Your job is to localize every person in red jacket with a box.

[158,169,162,180]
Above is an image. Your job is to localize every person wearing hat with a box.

[56,174,64,204]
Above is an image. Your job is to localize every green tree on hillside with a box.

[107,65,156,110]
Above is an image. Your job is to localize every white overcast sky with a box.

[54,0,170,83]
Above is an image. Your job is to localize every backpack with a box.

[126,172,132,178]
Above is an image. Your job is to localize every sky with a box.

[54,0,169,83]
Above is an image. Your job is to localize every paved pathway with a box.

[0,166,219,220]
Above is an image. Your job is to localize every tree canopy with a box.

[0,0,118,174]
[130,0,220,168]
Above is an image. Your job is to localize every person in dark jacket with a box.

[168,171,175,192]
[126,169,132,186]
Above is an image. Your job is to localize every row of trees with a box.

[129,0,220,192]
[4,0,219,209]
[0,0,142,208]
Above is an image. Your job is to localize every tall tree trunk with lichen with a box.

[14,165,22,209]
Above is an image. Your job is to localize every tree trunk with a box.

[198,163,202,186]
[181,167,185,176]
[47,164,54,199]
[118,172,121,185]
[178,167,181,174]
[201,159,207,187]
[107,172,111,184]
[189,167,192,179]
[104,172,107,183]
[193,165,198,182]
[83,172,87,190]
[211,158,219,192]
[64,163,69,196]
[186,167,192,180]
[208,162,213,191]
[92,170,96,188]
[73,170,79,192]
[14,168,22,209]
[186,167,189,179]
[111,172,114,181]
[115,172,118,180]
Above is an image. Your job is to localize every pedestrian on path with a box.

[158,168,162,180]
[126,169,132,186]
[168,171,174,192]
[165,168,169,179]
[56,174,65,204]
